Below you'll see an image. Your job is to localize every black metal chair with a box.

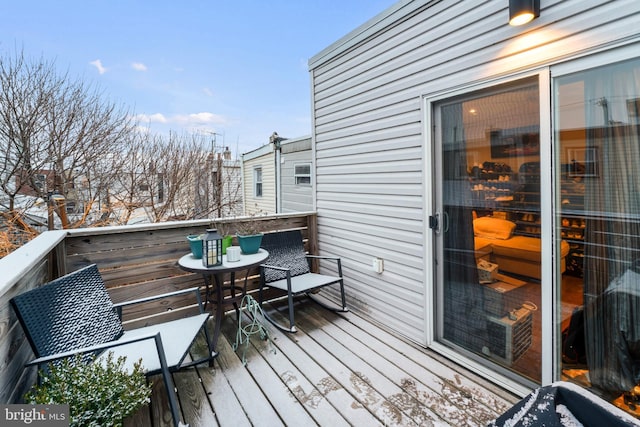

[10,263,213,427]
[258,230,348,332]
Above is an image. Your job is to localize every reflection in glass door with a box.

[434,76,542,383]
[555,57,640,416]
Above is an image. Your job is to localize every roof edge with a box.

[308,0,432,70]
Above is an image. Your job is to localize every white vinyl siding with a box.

[309,0,640,344]
[281,137,313,213]
[242,151,276,215]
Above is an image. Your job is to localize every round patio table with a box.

[178,248,269,356]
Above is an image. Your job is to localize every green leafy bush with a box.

[25,352,152,427]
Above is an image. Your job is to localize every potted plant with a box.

[235,213,266,254]
[187,233,204,258]
[214,221,234,255]
[25,352,152,427]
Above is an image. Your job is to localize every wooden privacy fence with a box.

[0,212,317,405]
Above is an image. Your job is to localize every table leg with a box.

[205,270,250,356]
[230,271,241,321]
[211,273,224,355]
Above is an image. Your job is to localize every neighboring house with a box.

[308,0,640,414]
[279,136,313,213]
[242,142,276,215]
[194,149,243,219]
[14,169,54,197]
[241,134,312,215]
[8,148,243,226]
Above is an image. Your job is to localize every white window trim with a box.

[294,162,312,186]
[253,166,263,198]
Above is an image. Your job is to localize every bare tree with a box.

[0,51,58,215]
[141,132,207,222]
[212,145,243,218]
[107,131,151,225]
[109,132,243,224]
[109,131,211,224]
[0,48,134,232]
[0,49,243,255]
[45,77,133,228]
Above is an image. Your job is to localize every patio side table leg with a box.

[211,273,224,355]
[230,271,241,321]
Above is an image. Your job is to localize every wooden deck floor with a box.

[129,296,519,427]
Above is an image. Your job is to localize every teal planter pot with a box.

[187,234,203,259]
[237,233,263,254]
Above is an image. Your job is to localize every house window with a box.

[254,167,263,197]
[35,174,47,192]
[294,163,311,186]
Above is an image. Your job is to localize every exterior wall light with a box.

[509,0,540,26]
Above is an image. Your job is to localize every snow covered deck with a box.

[126,296,518,426]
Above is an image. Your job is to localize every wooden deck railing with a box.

[0,212,317,405]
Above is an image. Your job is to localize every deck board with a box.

[195,360,244,427]
[300,302,510,425]
[289,303,435,426]
[218,314,319,427]
[147,296,519,427]
[173,364,217,427]
[211,329,284,426]
[236,313,351,427]
[259,302,382,426]
[296,303,461,425]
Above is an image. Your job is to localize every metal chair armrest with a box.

[305,255,343,277]
[260,263,291,272]
[27,332,163,367]
[306,255,340,261]
[113,287,204,311]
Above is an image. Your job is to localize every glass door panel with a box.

[555,57,640,415]
[435,76,542,383]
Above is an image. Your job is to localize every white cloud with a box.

[90,59,107,74]
[134,112,227,132]
[131,62,147,71]
[134,125,152,135]
[175,112,226,125]
[135,113,168,124]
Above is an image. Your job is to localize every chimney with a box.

[223,146,231,160]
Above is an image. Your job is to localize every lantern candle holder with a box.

[202,228,223,267]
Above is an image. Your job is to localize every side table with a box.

[178,249,269,356]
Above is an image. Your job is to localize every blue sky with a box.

[0,1,397,156]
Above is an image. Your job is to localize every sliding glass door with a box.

[433,76,543,383]
[555,57,640,410]
[430,52,640,415]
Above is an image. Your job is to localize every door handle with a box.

[429,212,441,234]
[442,211,450,234]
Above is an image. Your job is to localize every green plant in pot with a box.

[25,352,152,427]
[214,221,234,255]
[235,214,265,254]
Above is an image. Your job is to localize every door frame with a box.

[422,68,552,395]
